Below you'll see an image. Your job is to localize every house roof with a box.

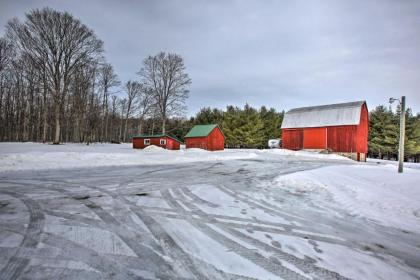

[185,124,219,138]
[281,101,366,129]
[132,134,182,143]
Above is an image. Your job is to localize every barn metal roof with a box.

[281,101,366,129]
[185,124,219,138]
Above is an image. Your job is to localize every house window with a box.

[144,139,150,145]
[160,139,166,145]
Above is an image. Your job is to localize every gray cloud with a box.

[1,0,419,115]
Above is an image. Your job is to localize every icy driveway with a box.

[0,156,419,279]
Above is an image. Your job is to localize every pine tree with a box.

[241,104,264,148]
[260,106,283,146]
[222,106,241,147]
[369,106,398,158]
[405,110,420,157]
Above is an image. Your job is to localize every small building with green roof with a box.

[132,134,182,150]
[184,124,225,151]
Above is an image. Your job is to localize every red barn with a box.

[185,124,225,151]
[281,101,369,161]
[132,134,182,150]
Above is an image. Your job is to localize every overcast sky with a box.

[1,0,419,115]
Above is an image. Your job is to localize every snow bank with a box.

[0,143,260,172]
[258,148,351,161]
[0,143,350,173]
[143,145,165,151]
[367,157,420,170]
[274,164,420,233]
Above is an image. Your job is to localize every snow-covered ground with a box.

[273,164,420,234]
[0,142,348,172]
[367,157,420,170]
[0,143,419,280]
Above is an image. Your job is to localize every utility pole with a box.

[389,96,405,173]
[389,96,406,173]
[398,96,406,173]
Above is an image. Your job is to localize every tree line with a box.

[184,105,284,148]
[0,8,190,144]
[368,105,420,161]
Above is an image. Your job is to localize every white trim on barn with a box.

[281,101,365,129]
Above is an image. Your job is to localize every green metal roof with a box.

[132,134,182,143]
[185,124,219,138]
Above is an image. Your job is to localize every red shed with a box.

[281,101,369,161]
[132,134,182,150]
[185,124,225,151]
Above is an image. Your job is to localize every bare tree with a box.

[118,98,127,142]
[123,80,141,142]
[136,86,154,134]
[110,94,118,141]
[138,52,191,133]
[7,8,103,144]
[98,63,120,142]
[0,38,13,74]
[0,38,14,140]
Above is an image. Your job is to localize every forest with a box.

[0,8,419,160]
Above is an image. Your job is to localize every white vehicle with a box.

[268,139,281,149]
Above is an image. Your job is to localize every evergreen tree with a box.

[239,104,264,148]
[405,110,420,157]
[222,106,241,147]
[368,106,398,158]
[260,106,283,145]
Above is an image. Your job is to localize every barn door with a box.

[283,129,303,150]
[303,127,327,149]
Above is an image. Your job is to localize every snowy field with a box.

[0,142,345,172]
[0,143,419,279]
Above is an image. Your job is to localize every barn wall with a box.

[282,129,303,150]
[166,138,181,150]
[185,128,225,151]
[132,136,180,150]
[356,103,369,153]
[326,126,358,153]
[303,127,327,149]
[133,138,146,149]
[283,124,367,154]
[207,128,225,151]
[185,137,207,149]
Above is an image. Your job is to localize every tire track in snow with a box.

[90,183,256,279]
[45,182,178,277]
[180,186,219,208]
[80,184,217,279]
[0,190,45,280]
[145,209,348,247]
[170,187,350,280]
[173,185,348,246]
[41,232,140,280]
[1,179,236,279]
[0,181,174,278]
[78,198,176,275]
[162,188,310,280]
[215,184,306,223]
[204,186,351,279]
[223,227,349,280]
